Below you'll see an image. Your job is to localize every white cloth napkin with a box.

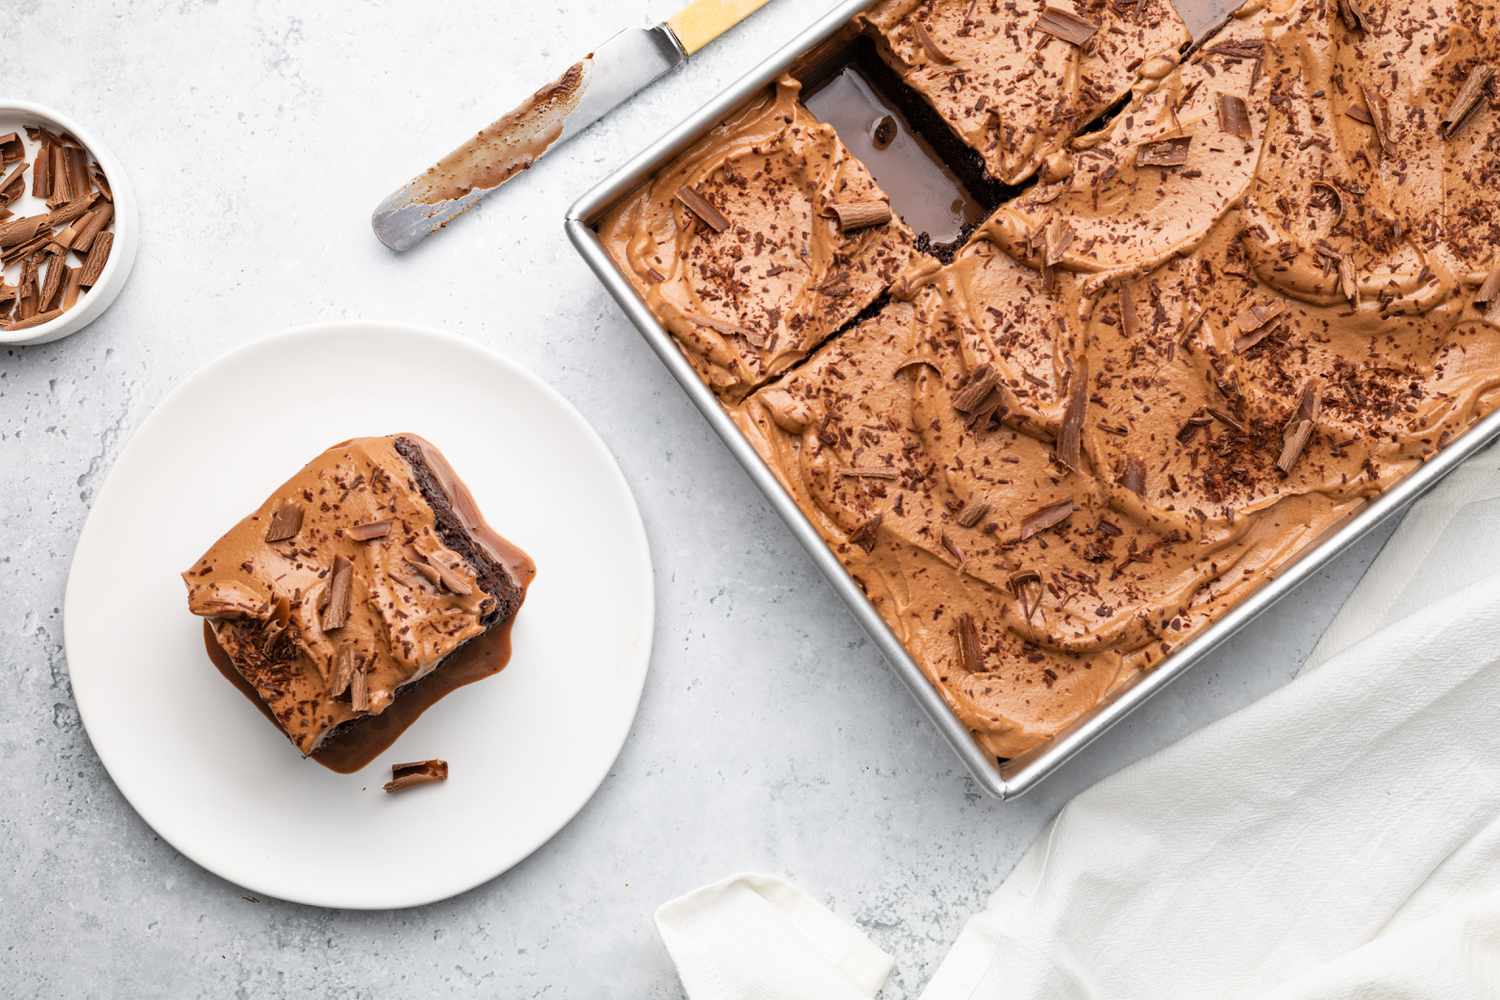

[657,445,1500,999]
[656,874,894,999]
[922,441,1500,999]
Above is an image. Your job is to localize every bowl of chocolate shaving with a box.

[0,99,138,346]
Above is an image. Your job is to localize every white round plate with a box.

[64,322,654,909]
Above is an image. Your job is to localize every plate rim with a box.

[62,319,655,909]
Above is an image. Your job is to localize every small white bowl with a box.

[0,99,139,347]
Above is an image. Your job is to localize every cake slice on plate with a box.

[182,434,534,760]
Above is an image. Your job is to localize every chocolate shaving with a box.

[1337,0,1366,31]
[31,139,51,199]
[0,162,26,205]
[0,133,20,164]
[1009,571,1043,622]
[1206,40,1263,60]
[408,558,443,588]
[1020,500,1075,540]
[1339,256,1359,304]
[841,466,899,480]
[1440,64,1492,139]
[38,257,66,312]
[1233,300,1286,352]
[2,308,64,332]
[71,203,112,254]
[1119,282,1138,339]
[824,199,892,233]
[41,192,100,229]
[47,145,72,207]
[346,519,391,541]
[952,364,999,413]
[674,186,729,233]
[264,501,304,542]
[0,214,49,249]
[964,386,1008,432]
[911,20,956,64]
[940,531,965,564]
[260,596,293,658]
[818,271,852,298]
[1345,103,1373,125]
[91,163,111,202]
[849,514,883,552]
[1359,84,1391,157]
[1236,299,1286,332]
[1310,180,1345,229]
[410,549,473,595]
[1217,93,1252,139]
[1277,382,1321,475]
[1136,136,1192,168]
[60,266,82,310]
[321,556,354,631]
[1208,407,1245,434]
[1234,323,1279,353]
[1178,415,1211,443]
[15,255,40,319]
[954,613,984,673]
[62,147,88,204]
[956,500,991,528]
[329,642,356,697]
[1055,359,1088,472]
[1121,456,1147,496]
[1035,6,1098,46]
[384,759,449,794]
[79,231,113,288]
[1476,265,1500,308]
[350,664,370,712]
[1044,220,1075,266]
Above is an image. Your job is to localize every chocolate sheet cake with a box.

[182,435,534,759]
[607,0,1500,757]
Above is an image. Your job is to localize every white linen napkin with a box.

[655,874,894,1000]
[921,441,1500,999]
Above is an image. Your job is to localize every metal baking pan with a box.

[565,0,1500,797]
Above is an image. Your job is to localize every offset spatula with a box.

[372,0,773,252]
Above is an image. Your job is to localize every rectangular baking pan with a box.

[565,0,1500,798]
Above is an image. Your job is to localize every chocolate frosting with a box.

[182,435,532,755]
[860,0,1191,185]
[732,0,1500,756]
[598,76,915,402]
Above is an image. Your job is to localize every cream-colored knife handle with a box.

[666,0,774,55]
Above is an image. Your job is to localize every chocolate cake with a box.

[598,77,917,402]
[858,0,1191,186]
[182,434,534,759]
[605,0,1500,757]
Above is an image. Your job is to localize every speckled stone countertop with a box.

[0,1,1394,996]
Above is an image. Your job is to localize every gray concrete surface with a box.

[0,2,1397,996]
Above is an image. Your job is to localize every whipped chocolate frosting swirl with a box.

[860,0,1191,185]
